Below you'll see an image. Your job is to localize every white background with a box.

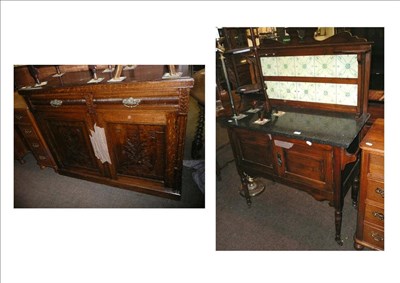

[1,1,399,282]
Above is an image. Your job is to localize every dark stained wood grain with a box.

[18,65,194,199]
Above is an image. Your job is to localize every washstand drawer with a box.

[366,179,384,203]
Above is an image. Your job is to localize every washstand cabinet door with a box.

[97,109,172,183]
[273,138,334,192]
[230,128,275,176]
[35,110,102,176]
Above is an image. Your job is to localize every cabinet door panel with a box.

[97,110,171,182]
[107,123,166,180]
[230,128,274,174]
[275,141,333,191]
[36,111,101,174]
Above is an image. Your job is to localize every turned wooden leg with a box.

[352,175,360,208]
[335,210,343,245]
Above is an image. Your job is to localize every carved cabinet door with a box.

[34,109,102,176]
[96,109,174,185]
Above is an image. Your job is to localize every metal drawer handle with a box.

[23,129,32,135]
[38,155,47,160]
[371,231,384,242]
[122,97,141,108]
[15,114,23,120]
[31,142,40,148]
[50,99,63,107]
[372,211,384,221]
[375,188,384,198]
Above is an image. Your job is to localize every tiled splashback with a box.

[261,55,358,78]
[266,81,358,106]
[260,55,359,106]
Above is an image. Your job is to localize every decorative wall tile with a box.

[315,83,337,104]
[296,82,316,102]
[336,84,358,105]
[265,81,358,106]
[277,57,296,76]
[314,55,336,77]
[260,57,278,76]
[260,54,358,78]
[295,56,315,77]
[266,81,280,99]
[280,81,297,100]
[261,53,359,106]
[336,55,358,78]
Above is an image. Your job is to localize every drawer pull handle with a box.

[375,188,384,198]
[372,211,384,221]
[38,155,47,160]
[371,231,384,242]
[50,99,63,107]
[23,129,32,135]
[15,115,23,120]
[31,143,40,148]
[277,153,282,167]
[122,97,141,108]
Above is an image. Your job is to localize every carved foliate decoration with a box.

[110,124,166,180]
[48,120,97,169]
[121,136,153,170]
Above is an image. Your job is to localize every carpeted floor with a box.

[216,121,366,250]
[14,96,205,208]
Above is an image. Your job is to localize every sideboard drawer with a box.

[94,96,180,110]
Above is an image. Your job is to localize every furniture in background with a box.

[14,92,57,169]
[190,68,205,159]
[219,28,372,245]
[18,65,194,199]
[367,90,384,126]
[14,127,30,164]
[354,118,384,250]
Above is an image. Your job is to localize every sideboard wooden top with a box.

[18,65,194,95]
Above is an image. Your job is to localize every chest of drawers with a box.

[354,118,384,250]
[14,92,57,169]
